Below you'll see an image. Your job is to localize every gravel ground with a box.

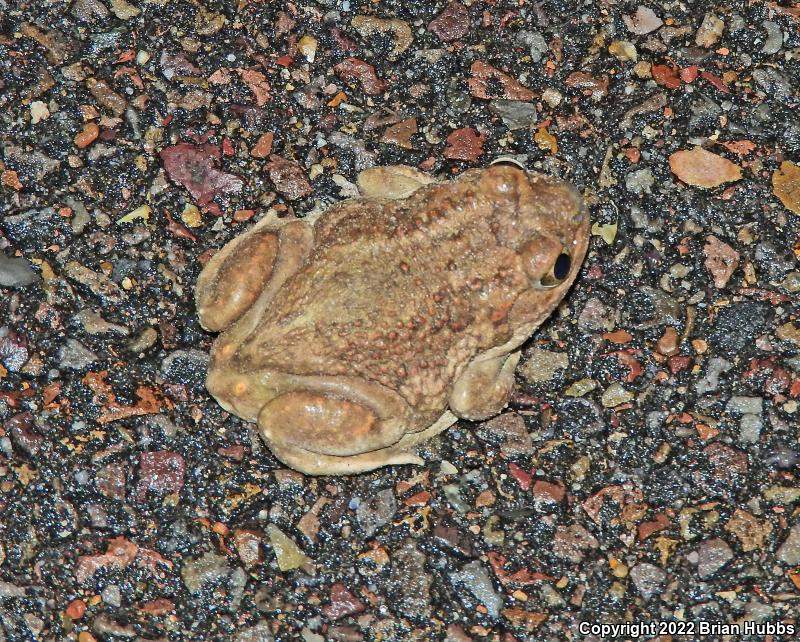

[1,1,800,641]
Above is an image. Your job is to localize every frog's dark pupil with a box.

[553,253,571,280]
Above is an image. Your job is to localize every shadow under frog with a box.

[196,163,589,475]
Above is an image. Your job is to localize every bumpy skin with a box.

[197,165,589,475]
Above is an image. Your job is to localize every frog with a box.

[196,162,589,475]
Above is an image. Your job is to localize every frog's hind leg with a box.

[196,218,313,332]
[261,440,424,476]
[257,391,423,475]
[448,350,522,421]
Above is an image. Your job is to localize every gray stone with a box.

[127,326,158,353]
[449,560,503,619]
[488,100,537,130]
[729,14,746,33]
[75,309,129,335]
[235,621,275,642]
[688,95,722,132]
[726,396,763,415]
[755,241,796,281]
[0,582,26,598]
[0,327,28,372]
[519,347,568,383]
[181,551,232,593]
[58,338,98,371]
[578,297,618,331]
[752,67,792,102]
[738,414,762,444]
[442,484,470,514]
[625,168,655,195]
[557,398,604,437]
[633,286,682,328]
[2,147,59,178]
[475,412,533,456]
[601,383,634,408]
[92,614,136,638]
[742,598,774,623]
[161,349,210,388]
[0,253,40,287]
[761,21,783,55]
[764,444,799,470]
[301,629,324,642]
[777,524,800,566]
[696,537,734,578]
[695,357,732,395]
[356,488,397,537]
[445,81,472,116]
[623,6,663,35]
[64,197,92,234]
[388,539,431,619]
[328,132,376,171]
[100,584,121,607]
[629,563,667,599]
[515,30,548,62]
[229,566,247,610]
[71,0,110,22]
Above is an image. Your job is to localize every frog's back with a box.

[235,170,528,413]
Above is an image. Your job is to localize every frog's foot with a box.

[392,410,458,450]
[356,165,437,200]
[449,351,522,421]
[257,391,421,475]
[196,228,280,332]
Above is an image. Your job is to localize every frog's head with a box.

[481,158,589,294]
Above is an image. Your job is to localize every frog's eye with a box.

[540,252,573,287]
[490,156,527,170]
[520,237,571,287]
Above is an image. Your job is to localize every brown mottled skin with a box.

[196,164,589,475]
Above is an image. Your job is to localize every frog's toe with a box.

[449,351,521,421]
[257,391,416,475]
[196,229,279,332]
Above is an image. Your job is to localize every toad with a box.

[196,162,589,475]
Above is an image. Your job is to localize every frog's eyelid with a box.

[489,156,527,170]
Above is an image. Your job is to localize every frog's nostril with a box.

[572,206,587,225]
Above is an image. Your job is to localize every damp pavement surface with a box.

[1,1,800,641]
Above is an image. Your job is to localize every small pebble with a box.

[601,383,634,408]
[30,100,50,123]
[58,338,98,371]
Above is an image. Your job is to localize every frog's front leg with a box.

[196,218,313,332]
[356,165,437,200]
[257,391,423,475]
[448,351,522,421]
